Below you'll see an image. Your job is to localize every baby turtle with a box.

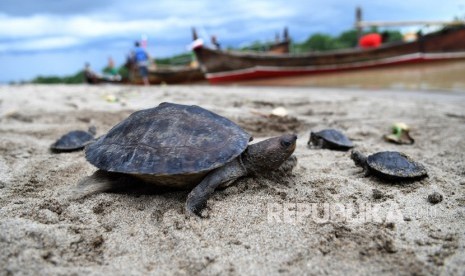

[82,102,297,216]
[351,151,427,181]
[308,129,353,151]
[51,126,96,153]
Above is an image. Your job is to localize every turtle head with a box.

[307,131,318,146]
[350,150,367,167]
[244,134,297,172]
[279,133,297,154]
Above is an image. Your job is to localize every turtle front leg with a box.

[186,158,247,216]
[362,166,371,177]
[309,137,324,149]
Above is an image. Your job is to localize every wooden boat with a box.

[125,55,205,85]
[124,28,291,85]
[148,66,205,84]
[192,26,465,84]
[128,65,205,85]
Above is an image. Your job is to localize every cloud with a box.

[0,1,299,54]
[0,14,187,38]
[0,36,82,52]
[0,0,114,16]
[0,14,198,53]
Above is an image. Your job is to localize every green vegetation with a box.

[156,53,193,66]
[295,30,358,52]
[301,29,402,52]
[31,71,86,84]
[240,40,281,52]
[245,28,403,53]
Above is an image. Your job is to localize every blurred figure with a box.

[102,57,122,81]
[189,52,199,68]
[403,32,418,42]
[358,32,389,49]
[211,35,221,50]
[107,57,117,74]
[83,62,100,84]
[131,41,151,85]
[140,34,148,48]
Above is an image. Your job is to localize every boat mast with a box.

[356,7,363,39]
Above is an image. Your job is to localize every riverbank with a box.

[1,84,464,275]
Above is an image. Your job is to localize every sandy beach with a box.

[1,84,464,275]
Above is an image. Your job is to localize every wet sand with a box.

[0,84,464,275]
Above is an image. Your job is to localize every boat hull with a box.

[129,67,205,85]
[205,52,465,83]
[193,27,465,84]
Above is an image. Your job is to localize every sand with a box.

[0,84,464,275]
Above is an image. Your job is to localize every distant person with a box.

[189,52,199,68]
[358,32,389,49]
[107,57,118,75]
[102,57,122,82]
[211,35,221,50]
[84,62,100,84]
[131,41,151,85]
[403,32,418,42]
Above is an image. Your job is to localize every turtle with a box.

[51,126,96,153]
[350,150,427,181]
[81,102,297,216]
[308,129,353,151]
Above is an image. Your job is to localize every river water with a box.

[235,60,465,92]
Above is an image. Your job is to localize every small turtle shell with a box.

[367,151,427,179]
[311,129,353,150]
[51,130,95,152]
[85,102,251,175]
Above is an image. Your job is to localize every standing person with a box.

[83,62,100,84]
[131,41,150,85]
[211,35,221,50]
[103,57,121,81]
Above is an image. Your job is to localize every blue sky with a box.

[0,0,464,83]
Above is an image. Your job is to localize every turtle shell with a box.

[51,130,95,152]
[367,151,427,179]
[85,102,251,176]
[312,129,353,149]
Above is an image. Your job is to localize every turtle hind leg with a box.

[73,170,136,199]
[186,158,247,217]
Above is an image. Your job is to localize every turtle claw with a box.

[185,193,208,217]
[185,208,210,219]
[185,204,209,219]
[185,204,201,217]
[185,207,201,218]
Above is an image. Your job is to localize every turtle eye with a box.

[281,140,292,147]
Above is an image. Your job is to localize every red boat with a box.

[192,26,465,84]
